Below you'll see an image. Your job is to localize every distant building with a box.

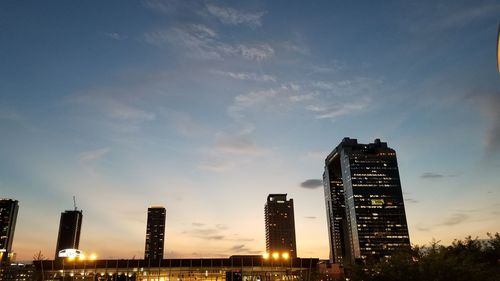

[54,210,83,259]
[323,138,410,265]
[0,199,19,263]
[0,263,35,281]
[144,206,166,261]
[264,194,297,258]
[33,256,320,281]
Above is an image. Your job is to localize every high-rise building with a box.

[55,210,83,258]
[264,194,297,258]
[0,199,19,263]
[144,206,166,261]
[323,138,410,265]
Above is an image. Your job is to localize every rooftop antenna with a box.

[73,196,77,211]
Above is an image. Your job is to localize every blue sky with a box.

[1,0,499,260]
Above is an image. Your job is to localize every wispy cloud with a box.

[212,70,276,82]
[78,148,111,164]
[184,224,227,240]
[308,98,370,120]
[198,126,268,173]
[407,2,500,34]
[228,244,261,254]
[145,24,274,61]
[433,3,500,30]
[104,32,127,40]
[198,160,236,172]
[438,213,468,226]
[206,4,266,27]
[420,172,460,179]
[300,179,323,189]
[167,111,208,138]
[404,198,419,204]
[238,44,274,61]
[227,77,380,120]
[213,136,267,156]
[421,172,445,179]
[142,0,184,13]
[72,95,156,123]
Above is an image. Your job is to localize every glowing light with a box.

[282,252,289,260]
[89,254,97,260]
[263,253,270,260]
[67,256,75,261]
[78,254,86,261]
[272,252,279,260]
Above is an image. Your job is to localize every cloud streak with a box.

[105,32,127,40]
[145,24,274,61]
[420,172,460,179]
[213,70,276,82]
[300,179,323,189]
[206,4,266,27]
[227,77,380,120]
[78,148,111,164]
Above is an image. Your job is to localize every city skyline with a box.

[1,0,500,261]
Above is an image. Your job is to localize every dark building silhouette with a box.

[264,194,297,258]
[324,138,410,265]
[0,199,19,263]
[144,206,166,261]
[55,210,83,258]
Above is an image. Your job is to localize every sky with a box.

[1,0,499,261]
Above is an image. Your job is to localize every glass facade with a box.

[264,194,297,258]
[324,138,410,265]
[55,210,83,259]
[33,257,319,281]
[0,199,19,263]
[145,207,166,261]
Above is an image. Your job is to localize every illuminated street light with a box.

[78,254,86,261]
[89,253,97,261]
[281,252,289,260]
[263,253,270,260]
[272,252,280,260]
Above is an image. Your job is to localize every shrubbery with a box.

[348,233,500,281]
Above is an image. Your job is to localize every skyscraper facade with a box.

[0,199,19,263]
[55,210,83,258]
[323,138,410,265]
[144,206,166,261]
[264,194,297,258]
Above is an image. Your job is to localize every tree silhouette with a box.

[348,233,500,281]
[32,250,47,261]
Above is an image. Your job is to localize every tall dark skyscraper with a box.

[0,199,19,263]
[264,194,297,258]
[324,138,410,265]
[144,206,166,261]
[55,210,83,258]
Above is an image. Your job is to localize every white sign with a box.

[58,249,82,258]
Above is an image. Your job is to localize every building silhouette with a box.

[0,199,19,263]
[55,210,83,259]
[145,206,166,261]
[264,194,297,258]
[323,138,410,265]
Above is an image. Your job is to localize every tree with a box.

[32,251,47,261]
[348,233,500,281]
